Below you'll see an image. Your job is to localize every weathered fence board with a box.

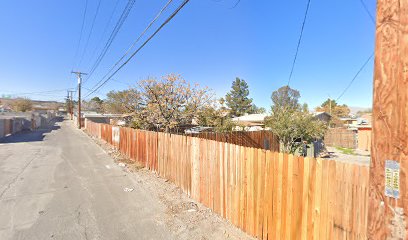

[86,121,370,239]
[188,130,280,152]
[324,128,357,149]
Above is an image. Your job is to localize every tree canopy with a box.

[266,86,327,154]
[82,97,104,112]
[102,89,142,114]
[195,98,240,132]
[316,98,350,118]
[101,74,213,132]
[225,78,253,117]
[138,74,213,132]
[12,98,33,112]
[271,85,301,112]
[250,104,266,114]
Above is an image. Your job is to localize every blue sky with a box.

[0,0,376,109]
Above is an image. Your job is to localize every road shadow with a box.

[0,117,63,144]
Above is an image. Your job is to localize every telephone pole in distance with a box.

[71,71,87,129]
[67,90,75,120]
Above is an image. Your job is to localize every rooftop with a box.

[232,113,268,123]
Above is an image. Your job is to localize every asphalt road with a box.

[0,118,189,240]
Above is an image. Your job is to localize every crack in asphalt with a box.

[76,205,89,240]
[0,149,41,200]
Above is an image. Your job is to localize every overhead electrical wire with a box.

[334,0,376,101]
[84,0,136,83]
[359,0,375,24]
[3,88,74,95]
[335,53,374,101]
[11,93,68,98]
[71,0,89,72]
[86,0,174,91]
[85,0,121,73]
[287,0,311,86]
[77,0,103,68]
[229,0,241,9]
[84,0,190,99]
[3,88,72,100]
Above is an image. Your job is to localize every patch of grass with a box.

[336,147,357,155]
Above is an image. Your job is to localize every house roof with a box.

[232,113,268,123]
[83,113,124,118]
[312,111,332,117]
[339,117,357,121]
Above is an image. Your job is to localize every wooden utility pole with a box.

[71,71,87,129]
[368,1,408,239]
[68,90,75,120]
[328,96,332,116]
[66,90,70,115]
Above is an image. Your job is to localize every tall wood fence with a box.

[86,121,369,240]
[324,128,357,149]
[187,130,280,152]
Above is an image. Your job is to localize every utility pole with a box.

[68,90,75,120]
[368,1,408,239]
[66,90,70,118]
[71,71,87,129]
[328,95,332,116]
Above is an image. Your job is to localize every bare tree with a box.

[138,74,213,132]
[12,98,33,112]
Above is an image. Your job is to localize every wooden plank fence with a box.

[324,128,357,149]
[86,121,369,239]
[187,130,280,152]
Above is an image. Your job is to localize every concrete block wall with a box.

[0,110,56,139]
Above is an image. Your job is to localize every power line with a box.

[86,0,174,90]
[229,0,241,9]
[333,0,375,102]
[336,52,374,101]
[359,0,375,24]
[84,0,136,83]
[71,0,89,71]
[85,0,121,73]
[84,0,190,99]
[287,0,311,86]
[2,88,74,96]
[77,0,103,68]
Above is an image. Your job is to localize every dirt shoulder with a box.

[87,134,254,240]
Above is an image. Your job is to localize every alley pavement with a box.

[0,117,179,239]
[0,118,254,240]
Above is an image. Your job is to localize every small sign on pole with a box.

[385,160,400,199]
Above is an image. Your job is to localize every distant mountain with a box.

[349,106,372,115]
[0,98,63,110]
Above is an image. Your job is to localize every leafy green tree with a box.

[271,85,301,112]
[315,98,351,127]
[84,97,104,112]
[249,104,266,114]
[316,98,350,117]
[91,97,103,105]
[225,78,253,117]
[196,99,242,132]
[265,86,327,154]
[102,89,142,114]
